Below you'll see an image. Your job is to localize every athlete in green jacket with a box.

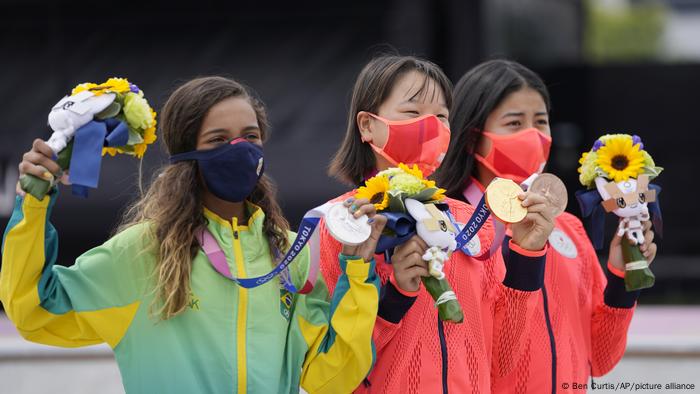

[1,76,387,394]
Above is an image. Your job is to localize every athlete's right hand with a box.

[16,139,69,196]
[391,235,430,292]
[340,197,388,263]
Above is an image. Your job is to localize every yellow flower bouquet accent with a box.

[578,134,661,188]
[355,175,390,211]
[358,163,464,323]
[362,163,446,212]
[577,134,663,291]
[19,78,157,200]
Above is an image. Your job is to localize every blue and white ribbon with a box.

[197,203,333,293]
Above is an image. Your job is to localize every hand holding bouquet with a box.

[355,164,464,323]
[19,78,157,200]
[577,134,663,291]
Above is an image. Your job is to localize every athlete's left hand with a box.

[609,220,657,272]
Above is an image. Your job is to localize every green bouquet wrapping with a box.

[621,237,656,291]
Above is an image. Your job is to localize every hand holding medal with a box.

[485,177,556,251]
[485,178,528,223]
[527,173,568,218]
[328,198,388,263]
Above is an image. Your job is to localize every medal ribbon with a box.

[460,181,506,259]
[196,203,332,293]
[450,194,492,255]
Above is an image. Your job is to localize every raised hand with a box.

[16,139,70,197]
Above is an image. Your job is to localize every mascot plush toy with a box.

[405,198,457,280]
[577,134,663,291]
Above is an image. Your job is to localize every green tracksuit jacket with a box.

[0,193,379,393]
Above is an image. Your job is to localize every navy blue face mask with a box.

[170,138,265,203]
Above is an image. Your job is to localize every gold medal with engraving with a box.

[485,178,527,223]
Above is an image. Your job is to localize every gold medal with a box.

[485,178,527,223]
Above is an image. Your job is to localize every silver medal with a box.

[325,202,372,246]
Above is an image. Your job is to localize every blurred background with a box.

[0,0,698,392]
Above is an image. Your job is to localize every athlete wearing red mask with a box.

[435,60,658,394]
[322,55,558,394]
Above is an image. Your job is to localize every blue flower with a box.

[592,139,604,151]
[632,134,644,150]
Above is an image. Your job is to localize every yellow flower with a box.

[355,175,390,210]
[577,152,588,172]
[134,143,148,159]
[399,163,424,180]
[430,187,446,202]
[595,135,645,182]
[101,77,131,93]
[102,147,119,157]
[145,110,158,143]
[577,151,599,187]
[132,110,158,158]
[418,178,446,201]
[71,78,132,96]
[72,82,99,95]
[143,126,157,144]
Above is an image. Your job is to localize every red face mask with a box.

[367,113,451,176]
[475,128,552,184]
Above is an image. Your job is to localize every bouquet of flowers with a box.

[20,77,157,200]
[577,134,663,291]
[355,163,464,323]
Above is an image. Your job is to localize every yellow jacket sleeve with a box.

[0,194,144,348]
[296,254,379,394]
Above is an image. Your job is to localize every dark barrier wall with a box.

[538,64,699,255]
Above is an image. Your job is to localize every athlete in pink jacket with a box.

[435,59,657,394]
[321,55,558,393]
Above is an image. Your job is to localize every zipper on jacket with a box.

[542,285,556,394]
[232,216,248,394]
[437,318,449,394]
[502,237,556,394]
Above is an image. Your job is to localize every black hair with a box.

[434,59,550,199]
